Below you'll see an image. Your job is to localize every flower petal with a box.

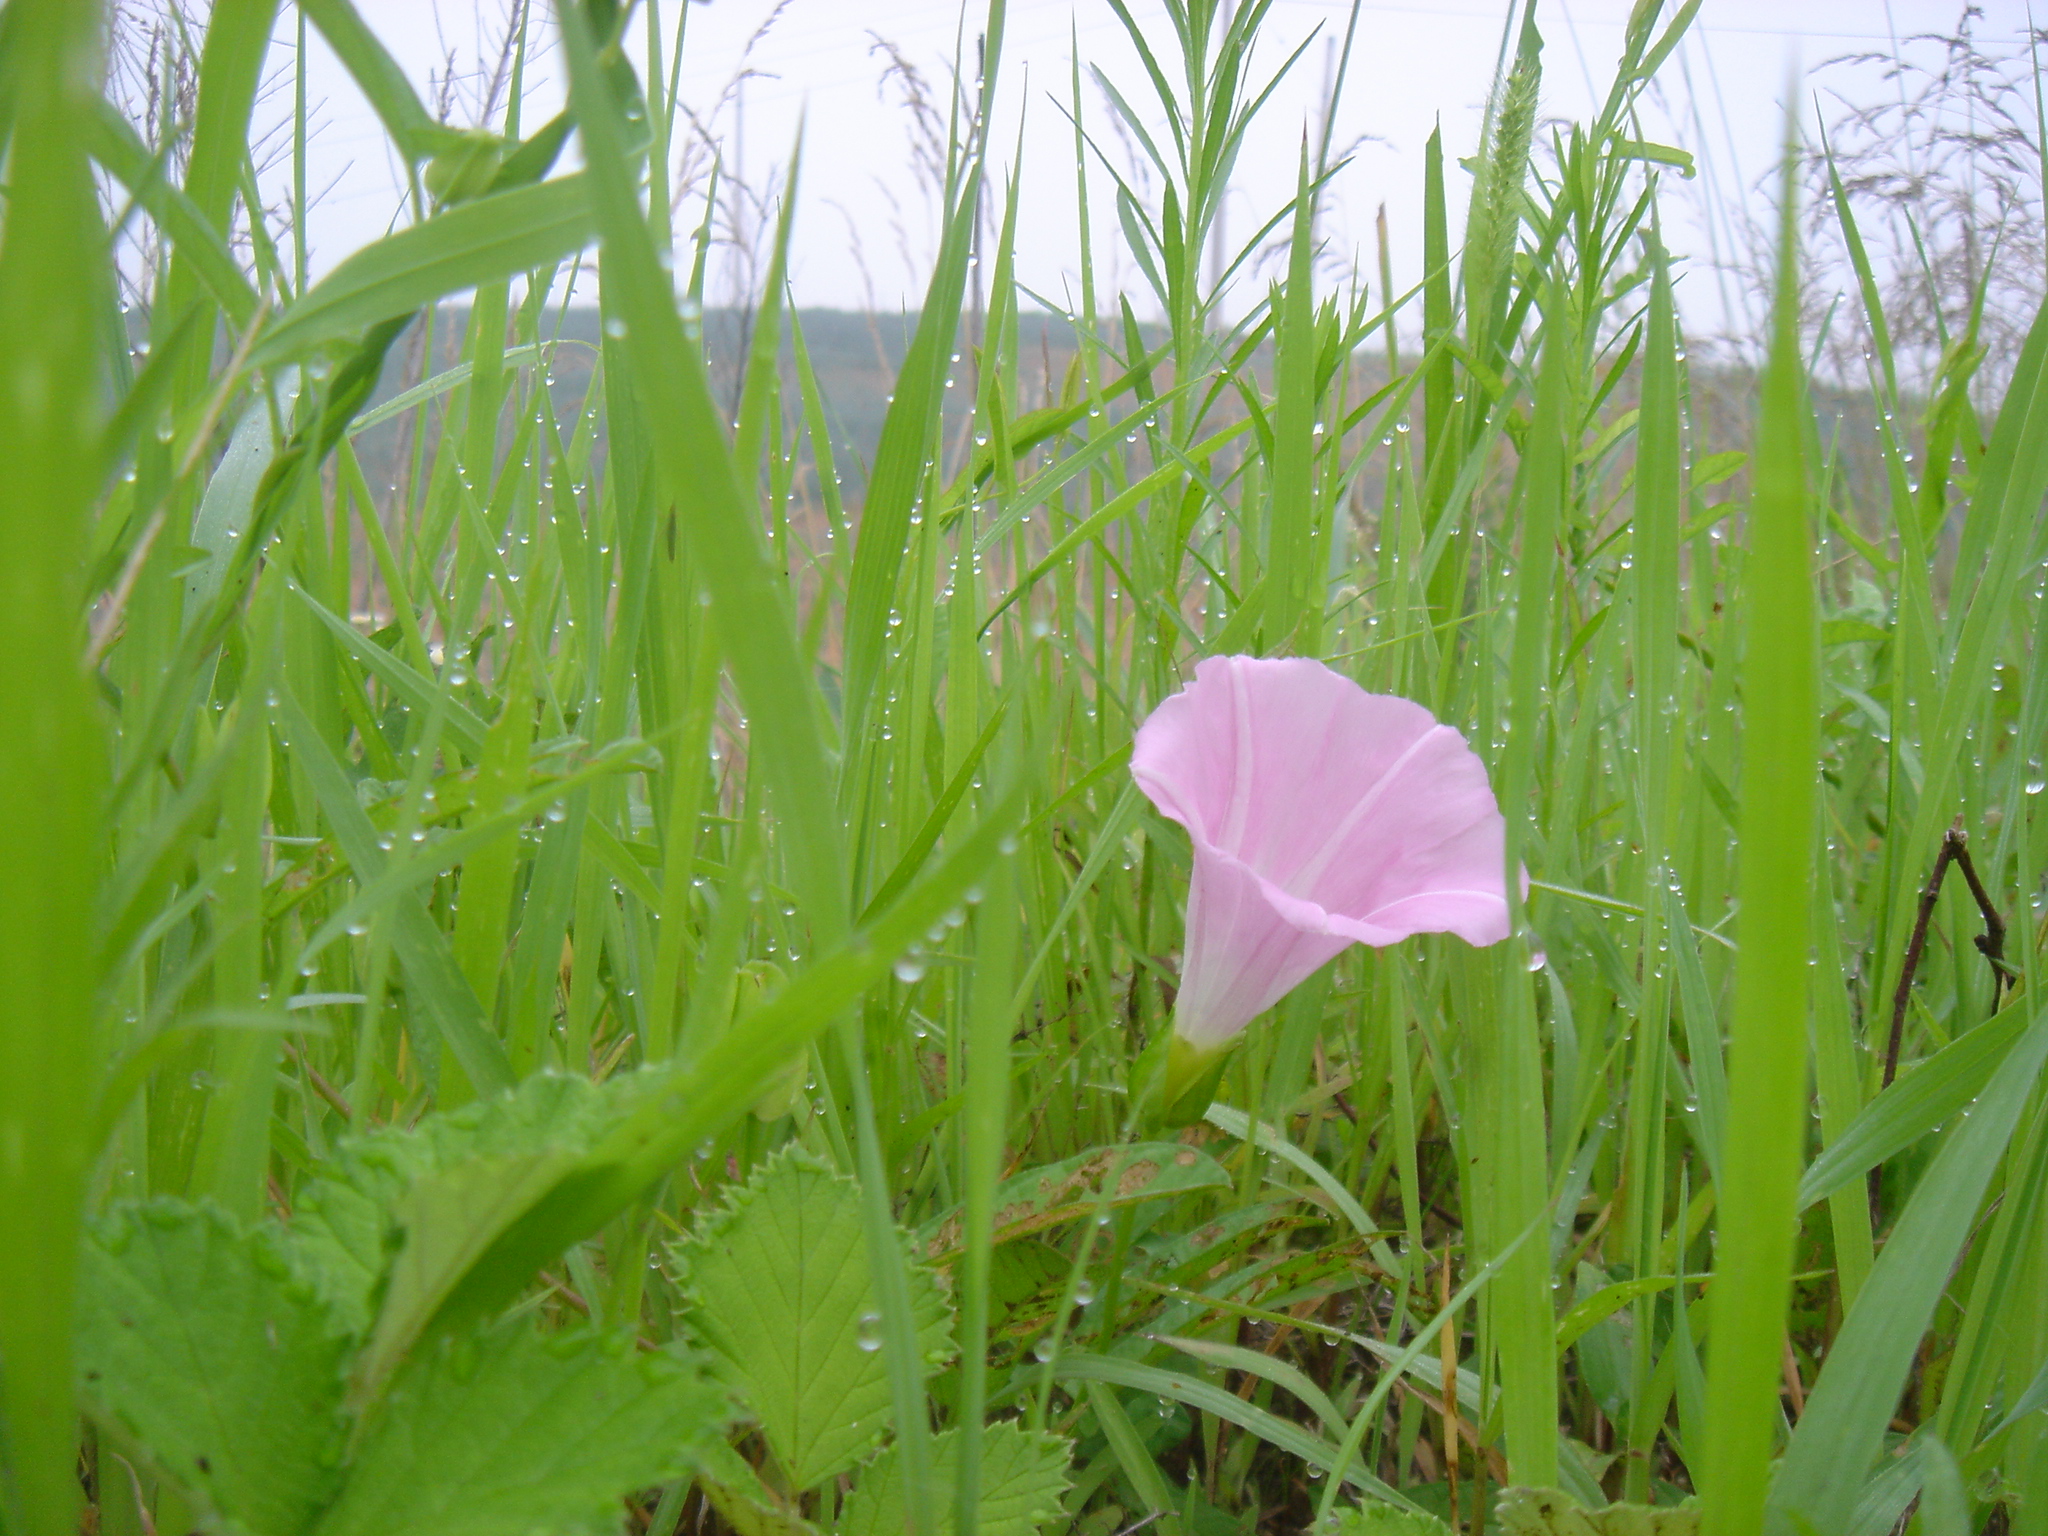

[1133,654,1512,1048]
[1172,838,1352,1050]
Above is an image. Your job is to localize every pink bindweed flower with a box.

[1131,655,1514,1119]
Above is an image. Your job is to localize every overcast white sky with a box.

[247,0,2039,339]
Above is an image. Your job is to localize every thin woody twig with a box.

[1872,819,2009,1222]
[1883,821,2009,1096]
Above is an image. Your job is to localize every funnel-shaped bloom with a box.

[1133,655,1513,1057]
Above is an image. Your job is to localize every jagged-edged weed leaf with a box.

[313,1321,726,1536]
[78,1201,350,1536]
[289,1071,618,1330]
[1317,1509,1452,1536]
[837,1422,1072,1536]
[673,1146,953,1490]
[1493,1489,1698,1536]
[692,1440,821,1536]
[285,1069,656,1405]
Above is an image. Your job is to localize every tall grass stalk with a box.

[0,6,114,1535]
[1696,131,1816,1536]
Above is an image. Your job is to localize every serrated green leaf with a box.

[1494,1488,1698,1536]
[1319,1507,1453,1536]
[674,1147,953,1490]
[286,1073,630,1341]
[314,1323,725,1536]
[350,1147,583,1410]
[838,1423,1071,1536]
[77,1201,350,1536]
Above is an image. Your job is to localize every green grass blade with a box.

[271,685,514,1095]
[952,762,1020,1536]
[252,177,596,369]
[1486,270,1571,1491]
[1697,135,1817,1536]
[1622,226,1684,1500]
[838,172,982,770]
[1263,143,1318,653]
[299,0,460,162]
[1053,1353,1419,1510]
[1770,1003,2048,1532]
[83,102,260,328]
[1795,1000,2029,1211]
[0,6,111,1534]
[556,13,842,935]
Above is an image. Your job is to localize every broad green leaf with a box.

[350,1149,584,1410]
[838,1423,1071,1536]
[918,1142,1231,1261]
[251,177,594,368]
[314,1323,725,1536]
[673,1147,953,1490]
[77,1201,350,1536]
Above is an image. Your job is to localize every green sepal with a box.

[1132,1030,1234,1130]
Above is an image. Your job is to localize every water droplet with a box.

[856,1312,884,1352]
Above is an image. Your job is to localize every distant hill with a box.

[353,305,1089,503]
[348,303,1901,547]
